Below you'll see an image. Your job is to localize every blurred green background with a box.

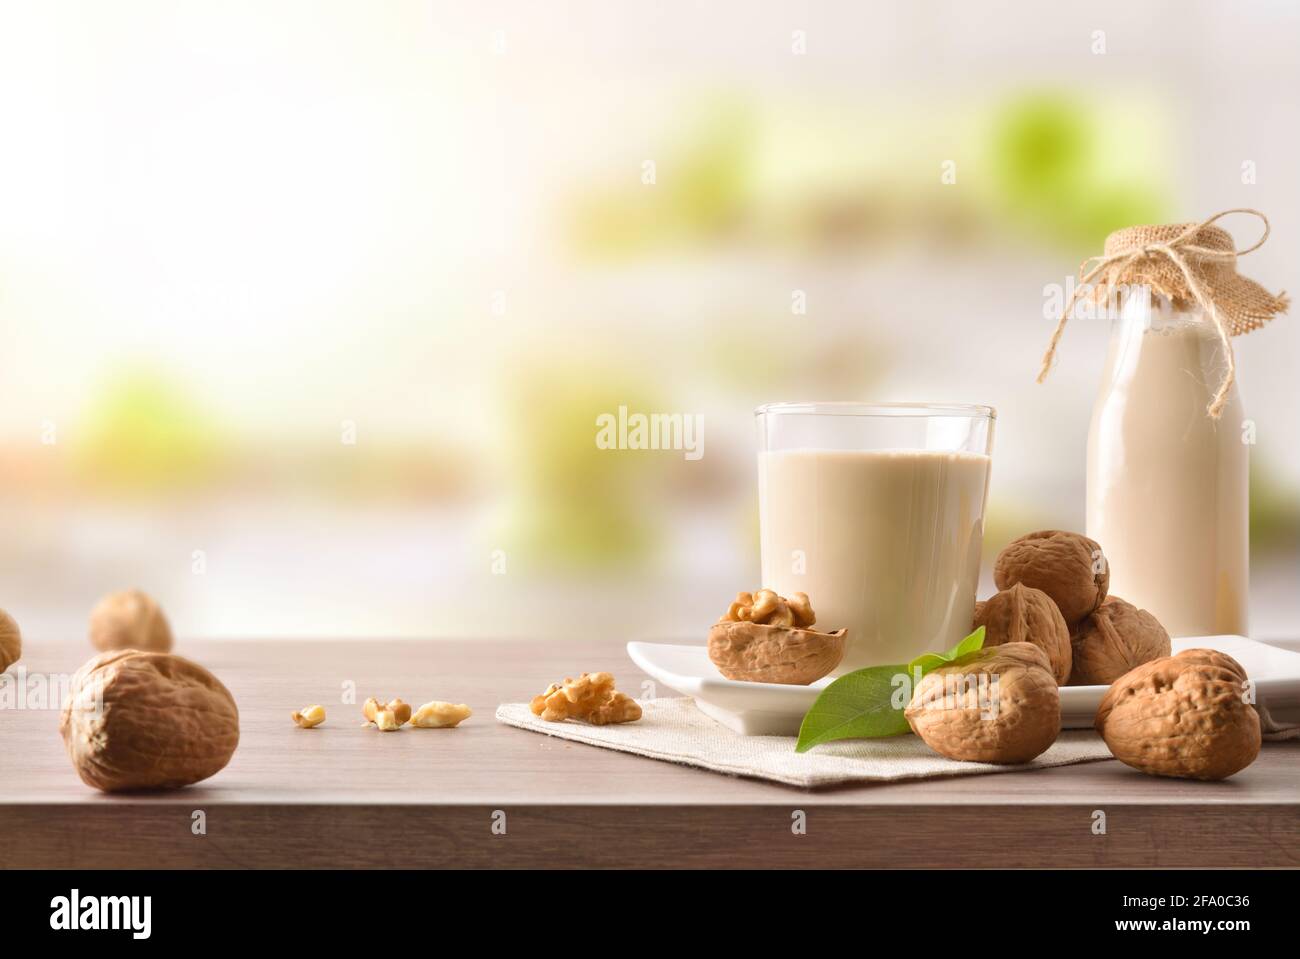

[1,1,1296,641]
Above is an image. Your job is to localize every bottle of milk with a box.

[1040,213,1286,639]
[1086,288,1249,637]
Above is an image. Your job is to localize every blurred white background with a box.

[1,0,1296,642]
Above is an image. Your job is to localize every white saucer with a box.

[626,634,1300,736]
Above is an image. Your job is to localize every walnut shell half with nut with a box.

[994,529,1108,626]
[707,621,846,685]
[59,649,240,792]
[1095,648,1260,781]
[905,642,1060,764]
[1068,596,1170,686]
[973,583,1072,685]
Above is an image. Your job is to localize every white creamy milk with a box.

[1087,302,1249,637]
[759,448,991,673]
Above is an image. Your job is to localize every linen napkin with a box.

[1257,703,1300,740]
[496,697,1115,788]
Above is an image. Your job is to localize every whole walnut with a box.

[0,608,20,673]
[973,584,1071,685]
[1068,596,1171,686]
[905,642,1060,764]
[90,590,174,653]
[1095,648,1260,780]
[59,649,240,791]
[994,530,1108,625]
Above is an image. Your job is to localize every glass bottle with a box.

[1086,288,1249,637]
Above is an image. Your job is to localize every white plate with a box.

[627,635,1300,736]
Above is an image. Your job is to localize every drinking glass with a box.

[755,402,995,674]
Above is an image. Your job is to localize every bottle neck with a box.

[1112,287,1211,338]
[1104,286,1240,403]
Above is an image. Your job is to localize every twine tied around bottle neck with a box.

[1037,208,1289,418]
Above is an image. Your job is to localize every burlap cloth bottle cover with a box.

[1037,208,1289,417]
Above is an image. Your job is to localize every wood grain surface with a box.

[1,639,1297,868]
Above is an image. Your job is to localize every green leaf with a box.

[794,664,911,753]
[795,626,989,753]
[947,625,986,660]
[906,653,948,674]
[905,627,987,675]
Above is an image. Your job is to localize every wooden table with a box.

[2,639,1296,869]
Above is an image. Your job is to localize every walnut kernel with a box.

[411,700,473,728]
[721,589,815,629]
[363,697,411,728]
[529,672,640,725]
[588,691,643,725]
[291,705,326,728]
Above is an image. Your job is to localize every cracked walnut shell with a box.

[1069,596,1170,686]
[89,589,174,653]
[59,649,240,792]
[1095,648,1260,780]
[973,583,1072,685]
[994,530,1108,625]
[708,621,846,685]
[0,607,20,673]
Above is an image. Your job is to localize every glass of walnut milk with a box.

[756,402,995,675]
